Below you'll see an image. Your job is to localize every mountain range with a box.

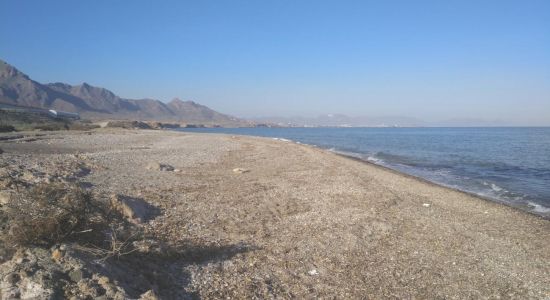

[0,59,248,125]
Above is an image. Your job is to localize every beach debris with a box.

[139,289,160,300]
[0,190,13,205]
[145,162,174,172]
[233,168,250,174]
[422,203,431,208]
[68,268,85,282]
[0,135,24,141]
[51,248,64,261]
[308,269,319,276]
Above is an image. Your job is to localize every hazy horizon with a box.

[1,0,549,125]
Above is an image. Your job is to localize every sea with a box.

[178,127,550,218]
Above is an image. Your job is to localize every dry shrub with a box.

[105,120,152,129]
[34,123,69,131]
[75,226,141,261]
[2,182,145,262]
[4,182,106,247]
[0,125,16,132]
[67,122,100,131]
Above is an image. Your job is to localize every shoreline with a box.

[280,135,550,221]
[1,128,549,298]
[332,151,550,220]
[178,128,550,220]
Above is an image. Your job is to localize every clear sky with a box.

[1,0,549,125]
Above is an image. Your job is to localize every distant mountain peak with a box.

[75,82,100,91]
[169,98,197,105]
[49,82,72,88]
[169,97,184,103]
[79,82,99,90]
[0,59,29,80]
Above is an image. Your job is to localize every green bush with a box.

[0,125,16,132]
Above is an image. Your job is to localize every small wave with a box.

[272,137,292,142]
[374,151,426,167]
[490,183,504,192]
[527,202,550,213]
[481,182,507,193]
[367,156,384,164]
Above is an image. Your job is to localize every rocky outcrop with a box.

[105,120,152,130]
[0,247,132,299]
[0,155,179,299]
[145,162,175,172]
[110,194,160,224]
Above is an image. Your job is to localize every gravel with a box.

[1,128,549,299]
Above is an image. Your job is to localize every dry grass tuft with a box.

[0,124,16,132]
[1,181,146,262]
[3,183,105,247]
[75,226,141,261]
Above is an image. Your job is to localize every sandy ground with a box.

[1,129,549,299]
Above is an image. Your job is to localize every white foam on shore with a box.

[272,137,292,142]
[367,156,384,164]
[325,145,550,218]
[527,202,550,213]
[328,148,366,160]
[490,183,504,192]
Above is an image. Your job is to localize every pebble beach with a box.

[1,128,549,299]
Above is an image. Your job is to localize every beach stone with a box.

[51,249,64,262]
[21,171,36,182]
[4,273,20,285]
[110,194,156,224]
[139,289,160,300]
[0,190,13,205]
[308,269,319,276]
[233,168,250,174]
[146,162,174,172]
[69,268,85,282]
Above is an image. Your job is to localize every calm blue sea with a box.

[179,127,550,218]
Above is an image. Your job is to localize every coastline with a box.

[1,128,549,298]
[210,130,550,220]
[331,150,550,220]
[178,127,550,220]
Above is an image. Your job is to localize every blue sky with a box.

[1,0,549,124]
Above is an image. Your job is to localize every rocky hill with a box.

[0,59,248,125]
